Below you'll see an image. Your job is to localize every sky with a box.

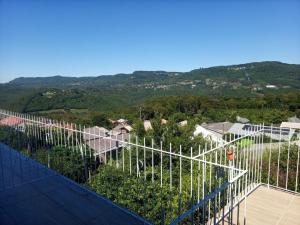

[0,0,300,83]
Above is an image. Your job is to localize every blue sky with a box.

[0,0,300,83]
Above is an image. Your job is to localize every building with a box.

[83,126,109,140]
[115,118,128,125]
[178,120,188,127]
[109,118,129,126]
[228,123,293,141]
[280,122,300,130]
[288,116,300,123]
[266,84,277,89]
[83,126,129,157]
[193,122,233,143]
[161,118,168,125]
[0,116,25,132]
[111,124,133,134]
[144,120,153,131]
[194,125,221,143]
[227,123,253,136]
[236,116,249,124]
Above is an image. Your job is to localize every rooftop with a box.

[288,116,300,123]
[0,143,151,225]
[201,122,234,134]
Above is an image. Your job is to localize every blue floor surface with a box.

[0,143,152,225]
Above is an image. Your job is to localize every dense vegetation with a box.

[261,143,300,192]
[26,92,300,132]
[1,61,299,113]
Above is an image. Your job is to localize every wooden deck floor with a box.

[231,186,300,225]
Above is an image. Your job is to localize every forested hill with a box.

[7,61,300,89]
[1,61,299,113]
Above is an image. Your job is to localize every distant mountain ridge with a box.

[7,61,300,89]
[1,61,300,113]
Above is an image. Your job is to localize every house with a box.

[279,116,300,136]
[193,122,233,143]
[227,123,253,136]
[288,116,300,123]
[115,119,128,125]
[109,118,129,126]
[0,116,24,127]
[83,126,109,140]
[109,119,116,124]
[201,122,234,135]
[144,120,153,131]
[194,125,221,143]
[266,84,277,89]
[280,122,300,130]
[228,123,293,141]
[236,116,249,124]
[0,116,25,132]
[161,118,168,125]
[111,124,133,134]
[83,126,129,157]
[178,120,188,127]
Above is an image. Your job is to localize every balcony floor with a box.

[0,143,152,225]
[231,185,300,225]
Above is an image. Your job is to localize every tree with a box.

[134,120,146,138]
[92,113,112,129]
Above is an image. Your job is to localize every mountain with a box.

[1,61,300,113]
[7,61,300,89]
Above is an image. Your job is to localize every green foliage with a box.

[133,120,146,138]
[261,143,300,192]
[0,126,96,183]
[91,112,112,129]
[1,61,299,114]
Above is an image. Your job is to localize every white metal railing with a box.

[0,108,299,225]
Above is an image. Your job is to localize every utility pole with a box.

[139,107,142,120]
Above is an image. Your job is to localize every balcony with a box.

[0,109,299,225]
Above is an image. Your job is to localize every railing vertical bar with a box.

[190,147,193,197]
[276,126,282,187]
[144,137,146,181]
[267,124,273,188]
[259,123,265,183]
[180,145,182,194]
[170,142,172,190]
[151,139,154,182]
[295,142,300,192]
[136,136,139,177]
[286,128,291,190]
[160,141,163,188]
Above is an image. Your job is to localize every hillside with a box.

[1,61,299,113]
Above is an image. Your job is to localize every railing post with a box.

[286,128,291,190]
[295,143,300,192]
[161,207,165,225]
[267,124,273,188]
[191,190,194,224]
[178,193,182,225]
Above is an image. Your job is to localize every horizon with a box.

[1,0,300,83]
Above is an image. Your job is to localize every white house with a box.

[178,120,188,127]
[144,120,153,131]
[280,122,300,130]
[288,116,300,123]
[193,125,221,143]
[266,84,277,89]
[193,122,233,144]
